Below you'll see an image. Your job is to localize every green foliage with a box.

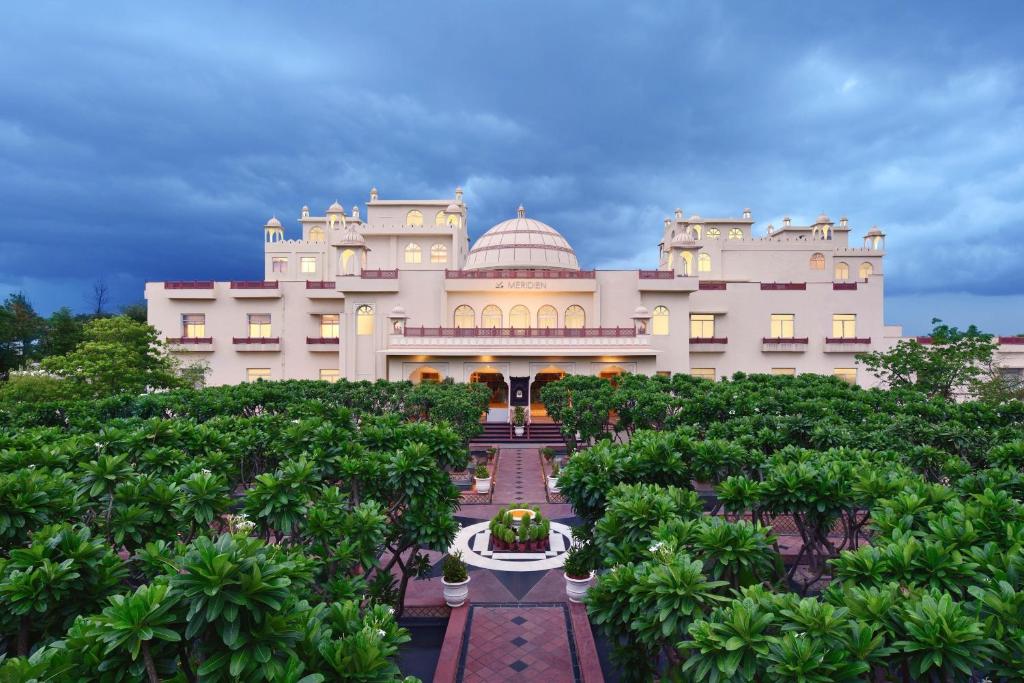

[441,552,468,583]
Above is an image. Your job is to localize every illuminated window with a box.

[481,305,502,328]
[341,249,356,275]
[446,213,461,227]
[537,305,557,328]
[300,256,317,274]
[454,305,475,328]
[435,211,447,226]
[509,305,530,328]
[356,305,374,336]
[771,368,796,376]
[652,306,670,335]
[810,253,825,270]
[770,314,794,338]
[248,314,271,338]
[406,210,423,226]
[182,314,205,338]
[564,305,585,329]
[430,243,448,264]
[832,314,856,338]
[681,251,693,275]
[656,370,672,377]
[319,369,340,383]
[705,228,721,239]
[698,253,712,272]
[728,228,743,240]
[246,368,271,382]
[859,262,873,279]
[309,227,325,242]
[272,257,288,273]
[320,314,339,338]
[691,368,715,380]
[690,314,715,338]
[834,261,850,280]
[692,224,703,238]
[404,243,422,264]
[834,368,857,384]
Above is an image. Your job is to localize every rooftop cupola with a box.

[264,216,284,243]
[783,216,792,228]
[674,208,684,221]
[517,204,526,218]
[301,205,310,218]
[839,216,849,229]
[863,226,886,250]
[743,208,752,219]
[326,201,345,228]
[812,213,834,239]
[455,186,463,203]
[370,187,378,202]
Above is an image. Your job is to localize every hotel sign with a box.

[495,280,547,290]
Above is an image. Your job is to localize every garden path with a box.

[492,445,548,505]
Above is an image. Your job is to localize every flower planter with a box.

[564,571,595,603]
[514,425,525,437]
[547,476,560,493]
[474,476,492,494]
[442,576,470,607]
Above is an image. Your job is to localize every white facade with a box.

[144,187,1024,404]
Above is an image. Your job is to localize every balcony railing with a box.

[445,268,596,279]
[361,269,399,279]
[833,282,858,290]
[761,282,806,290]
[999,336,1024,345]
[763,337,809,344]
[826,337,871,344]
[166,337,213,344]
[306,337,340,344]
[699,281,727,290]
[230,280,279,289]
[689,337,728,344]
[164,281,214,289]
[638,270,673,279]
[404,326,636,338]
[306,280,336,289]
[233,337,280,344]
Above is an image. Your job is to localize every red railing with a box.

[306,281,336,289]
[164,281,214,289]
[690,337,728,344]
[761,282,807,290]
[638,270,673,279]
[445,268,596,279]
[166,337,213,344]
[699,281,727,290]
[833,282,858,290]
[404,327,636,338]
[230,280,278,289]
[826,337,871,344]
[915,336,933,344]
[999,336,1024,345]
[233,337,280,344]
[306,337,340,344]
[763,337,809,344]
[361,269,399,279]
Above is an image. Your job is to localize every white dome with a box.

[464,207,579,271]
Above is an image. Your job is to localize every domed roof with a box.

[464,206,579,271]
[445,203,461,213]
[265,216,282,228]
[816,213,832,224]
[327,201,344,214]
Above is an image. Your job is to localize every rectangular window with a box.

[319,369,340,383]
[656,370,671,377]
[771,368,796,376]
[356,306,374,336]
[246,368,271,382]
[300,256,317,274]
[248,313,271,338]
[770,314,795,338]
[690,368,715,380]
[834,368,857,384]
[320,314,340,338]
[832,314,856,338]
[182,314,205,338]
[690,314,715,338]
[272,257,288,273]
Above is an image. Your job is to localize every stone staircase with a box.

[471,421,565,445]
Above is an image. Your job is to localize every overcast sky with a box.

[1,1,1023,334]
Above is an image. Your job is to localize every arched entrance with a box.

[530,365,567,420]
[409,366,443,384]
[598,365,626,387]
[470,366,508,422]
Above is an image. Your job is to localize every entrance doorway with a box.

[409,366,443,384]
[598,365,626,387]
[470,367,508,422]
[530,365,567,420]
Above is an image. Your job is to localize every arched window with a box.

[341,249,356,275]
[565,305,585,329]
[406,210,423,227]
[454,305,475,328]
[728,228,743,240]
[404,243,422,264]
[481,305,502,329]
[430,243,448,264]
[309,227,325,242]
[705,227,721,239]
[446,213,461,227]
[681,251,693,275]
[698,253,712,272]
[692,224,703,239]
[537,305,557,328]
[652,306,669,335]
[810,253,825,270]
[509,305,530,328]
[356,305,374,336]
[434,211,446,226]
[834,261,850,280]
[859,262,873,279]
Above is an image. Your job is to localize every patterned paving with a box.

[450,521,572,571]
[456,604,580,683]
[492,447,547,505]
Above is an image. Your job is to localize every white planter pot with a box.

[474,477,491,494]
[442,576,470,607]
[514,426,525,437]
[547,476,560,493]
[564,571,595,603]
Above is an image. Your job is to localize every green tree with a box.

[0,292,45,374]
[39,306,85,357]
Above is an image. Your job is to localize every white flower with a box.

[386,606,395,615]
[201,468,212,475]
[377,629,386,638]
[648,541,664,553]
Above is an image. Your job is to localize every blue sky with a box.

[1,1,1023,334]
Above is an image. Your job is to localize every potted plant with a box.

[563,544,595,603]
[541,446,555,463]
[474,464,491,494]
[441,552,470,607]
[513,406,526,437]
[547,461,561,493]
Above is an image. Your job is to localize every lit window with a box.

[771,368,796,376]
[565,305,585,329]
[319,369,340,383]
[430,243,448,264]
[356,305,374,336]
[272,257,288,273]
[406,210,423,227]
[770,314,795,338]
[248,314,271,338]
[246,368,271,382]
[454,305,475,328]
[698,253,712,272]
[481,305,502,328]
[691,368,715,380]
[692,224,703,238]
[728,228,743,240]
[810,253,825,270]
[705,228,721,239]
[834,261,850,280]
[300,256,317,274]
[832,314,856,338]
[183,314,205,338]
[859,262,873,279]
[681,251,693,275]
[446,213,460,227]
[404,243,422,264]
[834,368,857,384]
[652,306,670,335]
[309,227,325,242]
[320,314,339,338]
[537,305,557,328]
[341,249,355,274]
[690,314,715,339]
[656,370,672,377]
[509,305,530,328]
[435,211,446,226]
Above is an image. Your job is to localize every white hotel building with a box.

[145,187,1023,414]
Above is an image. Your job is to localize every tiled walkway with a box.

[493,446,548,505]
[456,604,579,683]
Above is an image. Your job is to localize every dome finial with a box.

[517,204,526,218]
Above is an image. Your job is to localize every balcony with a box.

[166,336,214,352]
[824,337,871,353]
[446,268,596,279]
[233,336,281,352]
[306,280,336,289]
[638,270,673,280]
[305,280,340,299]
[761,282,806,291]
[689,337,728,352]
[390,326,651,355]
[229,281,281,298]
[762,337,809,352]
[998,336,1024,352]
[306,336,340,352]
[833,282,858,290]
[361,269,399,279]
[699,281,727,291]
[163,281,216,299]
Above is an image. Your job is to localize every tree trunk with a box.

[17,615,30,657]
[178,643,196,683]
[141,641,160,683]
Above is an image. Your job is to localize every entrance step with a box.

[471,423,565,445]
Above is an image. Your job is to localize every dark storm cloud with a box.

[1,1,1022,332]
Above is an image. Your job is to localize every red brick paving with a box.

[458,605,578,683]
[492,447,548,506]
